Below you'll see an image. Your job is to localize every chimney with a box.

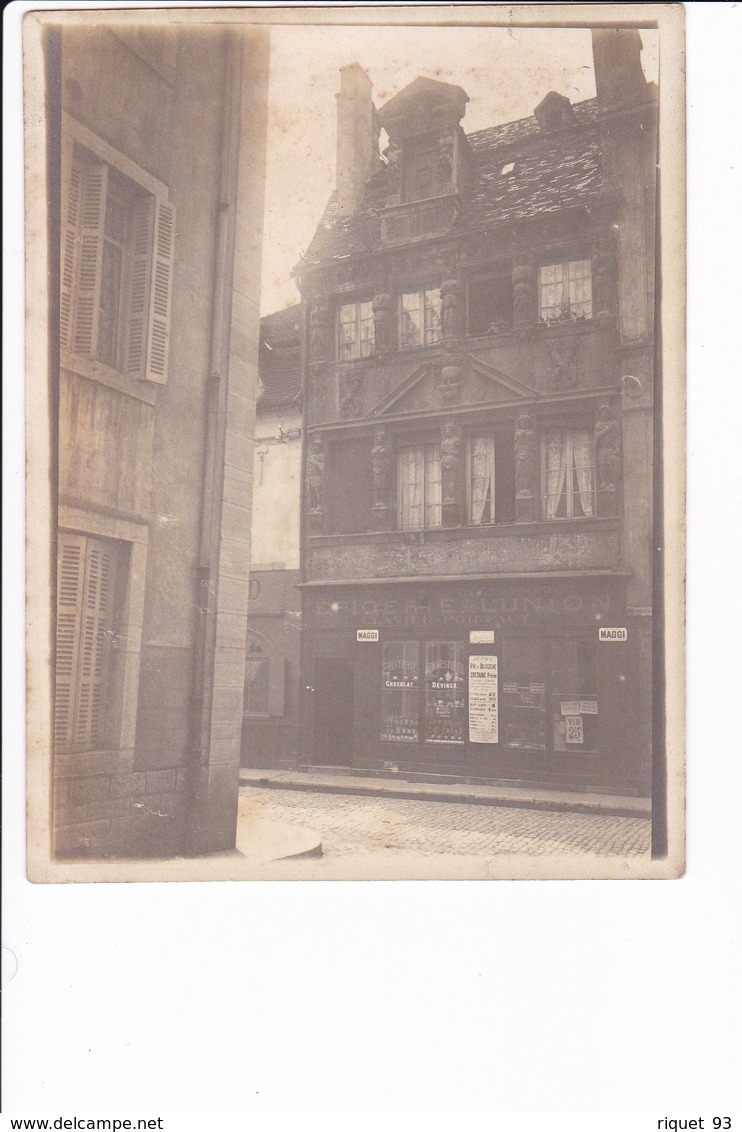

[591,29,649,109]
[336,63,376,215]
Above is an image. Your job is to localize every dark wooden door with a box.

[313,657,354,766]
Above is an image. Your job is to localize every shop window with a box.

[398,443,442,530]
[400,288,442,349]
[467,274,513,335]
[549,638,598,754]
[424,641,465,744]
[543,428,595,519]
[337,300,374,360]
[467,432,516,525]
[243,636,285,717]
[500,639,547,751]
[539,259,592,323]
[61,137,175,382]
[381,641,419,742]
[54,532,123,754]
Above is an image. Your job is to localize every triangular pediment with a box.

[369,355,535,419]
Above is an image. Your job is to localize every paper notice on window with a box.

[580,700,598,715]
[565,716,584,744]
[561,700,580,716]
[468,655,498,744]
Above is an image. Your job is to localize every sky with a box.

[260,24,659,315]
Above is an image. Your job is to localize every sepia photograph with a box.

[22,4,685,882]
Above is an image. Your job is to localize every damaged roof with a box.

[304,98,602,265]
[258,305,302,411]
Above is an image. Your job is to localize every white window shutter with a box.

[268,656,285,717]
[72,162,108,357]
[75,538,116,750]
[60,139,81,351]
[54,533,86,754]
[145,199,175,384]
[124,195,155,378]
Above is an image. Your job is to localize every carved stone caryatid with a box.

[372,285,394,356]
[440,277,464,343]
[594,400,622,516]
[438,127,455,189]
[309,300,331,366]
[514,411,540,523]
[338,367,363,419]
[371,427,393,531]
[591,237,617,329]
[512,252,535,330]
[440,418,462,526]
[306,435,326,533]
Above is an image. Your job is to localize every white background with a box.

[3,1,742,1121]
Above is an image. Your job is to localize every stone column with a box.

[591,236,617,329]
[440,277,464,343]
[372,285,394,357]
[309,299,331,367]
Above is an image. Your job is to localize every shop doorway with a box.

[313,657,354,766]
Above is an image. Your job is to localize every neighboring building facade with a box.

[242,306,302,768]
[295,32,657,797]
[52,22,269,856]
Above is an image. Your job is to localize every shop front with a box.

[300,574,647,796]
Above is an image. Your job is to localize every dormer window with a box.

[500,161,517,176]
[534,91,575,135]
[402,133,440,202]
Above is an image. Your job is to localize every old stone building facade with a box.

[295,32,657,796]
[52,22,269,856]
[242,306,302,769]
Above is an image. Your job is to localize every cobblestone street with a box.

[240,786,651,859]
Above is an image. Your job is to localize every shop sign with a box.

[503,682,518,694]
[580,700,598,715]
[599,627,627,641]
[565,716,584,744]
[468,655,498,744]
[560,700,580,716]
[470,629,495,644]
[357,629,379,642]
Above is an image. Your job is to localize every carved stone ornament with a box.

[337,367,363,419]
[371,427,393,530]
[437,353,462,406]
[309,300,331,364]
[372,286,394,355]
[514,411,539,523]
[512,252,535,329]
[440,418,462,525]
[594,399,622,516]
[306,435,326,533]
[545,335,581,391]
[438,128,455,189]
[440,277,464,341]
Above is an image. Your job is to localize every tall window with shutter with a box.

[54,533,124,754]
[61,137,175,383]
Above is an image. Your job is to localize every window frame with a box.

[541,425,596,520]
[538,256,593,323]
[61,113,175,385]
[399,286,442,350]
[397,440,443,531]
[336,298,375,361]
[466,268,514,336]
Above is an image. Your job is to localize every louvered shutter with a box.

[60,139,82,351]
[72,163,108,357]
[145,199,175,384]
[75,537,116,750]
[124,195,155,377]
[54,533,86,753]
